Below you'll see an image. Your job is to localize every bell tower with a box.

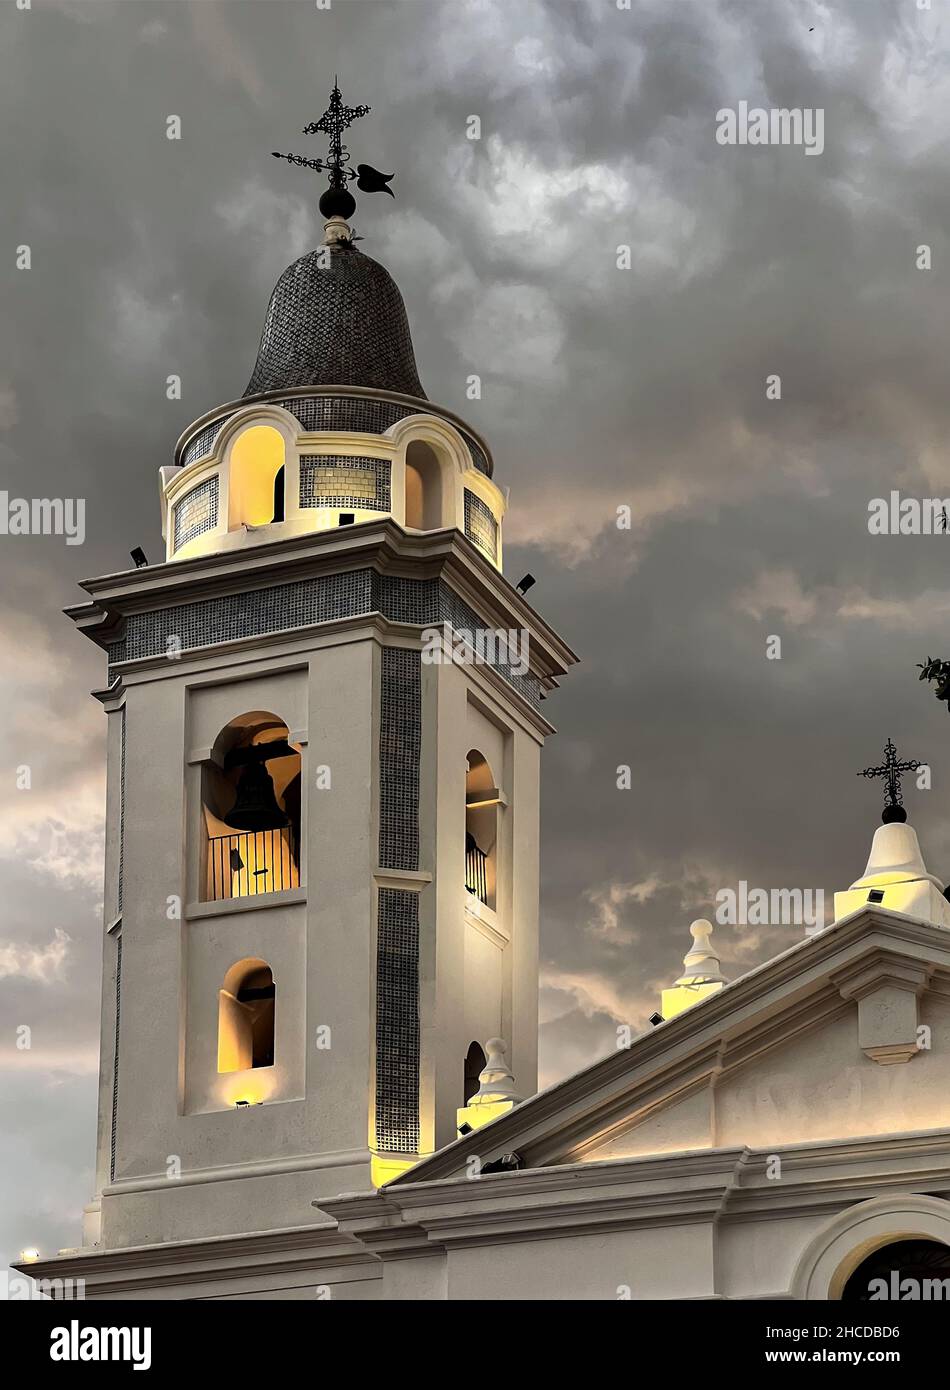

[64,86,576,1252]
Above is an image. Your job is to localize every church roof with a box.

[391,902,950,1185]
[243,242,427,400]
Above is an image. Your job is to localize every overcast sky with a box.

[3,0,950,1274]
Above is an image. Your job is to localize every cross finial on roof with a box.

[271,79,395,222]
[857,737,922,824]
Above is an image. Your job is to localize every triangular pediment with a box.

[394,908,950,1184]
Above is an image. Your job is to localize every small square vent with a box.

[867,889,885,904]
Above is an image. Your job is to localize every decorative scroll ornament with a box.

[272,78,394,221]
[857,737,922,825]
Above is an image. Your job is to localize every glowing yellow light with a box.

[220,1072,274,1108]
[856,871,920,887]
[231,829,298,898]
[370,1153,418,1188]
[206,826,298,902]
[456,1099,515,1136]
[228,426,285,529]
[19,1248,39,1263]
[660,980,723,1021]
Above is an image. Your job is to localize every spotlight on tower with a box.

[515,573,536,596]
[130,547,148,569]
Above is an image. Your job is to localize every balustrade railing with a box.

[465,842,489,906]
[206,828,299,901]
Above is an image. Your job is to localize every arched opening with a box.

[791,1195,950,1299]
[404,440,444,531]
[465,749,497,909]
[218,959,275,1073]
[228,425,286,530]
[463,1041,486,1106]
[841,1239,950,1300]
[201,712,301,901]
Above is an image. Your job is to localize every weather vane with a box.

[272,78,394,222]
[857,737,922,824]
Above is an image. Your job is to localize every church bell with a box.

[223,742,292,833]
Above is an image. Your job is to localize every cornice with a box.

[396,909,950,1185]
[13,1220,375,1297]
[66,519,578,682]
[324,1149,750,1254]
[21,1126,950,1292]
[325,1129,950,1258]
[105,614,558,740]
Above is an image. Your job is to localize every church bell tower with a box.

[66,86,576,1250]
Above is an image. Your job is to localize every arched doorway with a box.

[790,1195,950,1299]
[842,1239,950,1300]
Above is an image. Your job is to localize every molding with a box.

[326,1149,750,1254]
[833,952,933,1001]
[833,951,933,1065]
[187,727,309,766]
[373,867,433,892]
[174,384,495,479]
[71,520,578,681]
[106,1146,372,1196]
[466,786,507,808]
[789,1192,950,1300]
[464,899,510,947]
[393,908,950,1185]
[185,887,307,920]
[22,1127,950,1297]
[13,1221,377,1300]
[112,615,559,741]
[325,1131,950,1270]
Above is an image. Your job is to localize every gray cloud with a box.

[2,0,950,1267]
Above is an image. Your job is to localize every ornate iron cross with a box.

[857,738,922,824]
[271,79,394,222]
[302,80,370,192]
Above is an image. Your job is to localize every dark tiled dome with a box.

[243,242,426,400]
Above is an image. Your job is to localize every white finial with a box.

[675,919,727,986]
[323,215,352,246]
[853,821,935,887]
[471,1038,522,1106]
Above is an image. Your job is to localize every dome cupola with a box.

[164,82,504,574]
[243,236,426,400]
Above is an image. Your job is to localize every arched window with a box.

[201,712,301,902]
[463,1041,486,1106]
[228,425,286,530]
[218,959,275,1073]
[465,749,498,909]
[841,1240,950,1301]
[404,440,444,531]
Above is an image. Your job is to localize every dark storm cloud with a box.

[2,0,949,1265]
